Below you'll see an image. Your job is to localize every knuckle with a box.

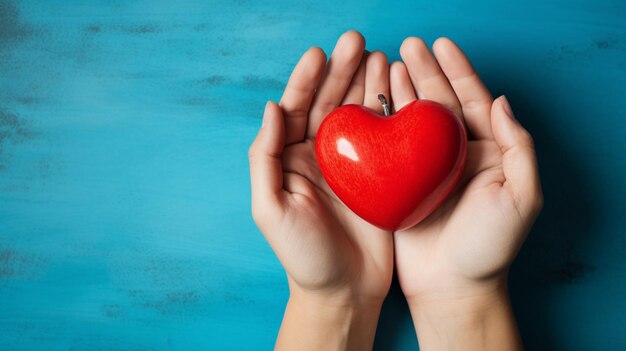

[248,143,260,160]
[251,202,267,225]
[251,201,278,228]
[518,129,535,149]
[529,190,544,214]
[535,191,545,210]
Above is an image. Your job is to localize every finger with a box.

[389,61,417,111]
[363,51,390,113]
[433,37,494,140]
[491,96,543,216]
[249,101,286,225]
[279,47,327,145]
[399,37,462,119]
[341,51,368,105]
[307,30,366,138]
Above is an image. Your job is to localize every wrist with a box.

[407,278,522,351]
[406,275,508,307]
[276,288,384,351]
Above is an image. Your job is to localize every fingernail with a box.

[501,95,515,120]
[262,101,272,127]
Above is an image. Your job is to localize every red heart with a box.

[315,100,467,231]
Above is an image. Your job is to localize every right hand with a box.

[390,37,544,302]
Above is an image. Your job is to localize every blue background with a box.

[1,0,625,349]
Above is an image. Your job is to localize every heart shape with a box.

[315,100,467,231]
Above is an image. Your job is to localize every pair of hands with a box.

[249,31,542,350]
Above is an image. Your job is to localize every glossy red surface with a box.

[315,100,467,231]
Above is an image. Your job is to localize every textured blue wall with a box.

[1,0,625,349]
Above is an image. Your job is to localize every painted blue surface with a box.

[0,0,625,349]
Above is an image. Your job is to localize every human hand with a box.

[248,31,393,350]
[390,37,543,349]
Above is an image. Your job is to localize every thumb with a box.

[491,96,543,216]
[248,101,286,226]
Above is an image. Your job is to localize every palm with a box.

[279,138,392,296]
[389,37,542,298]
[396,139,522,295]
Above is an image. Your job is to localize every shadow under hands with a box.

[374,273,417,350]
[505,89,603,351]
